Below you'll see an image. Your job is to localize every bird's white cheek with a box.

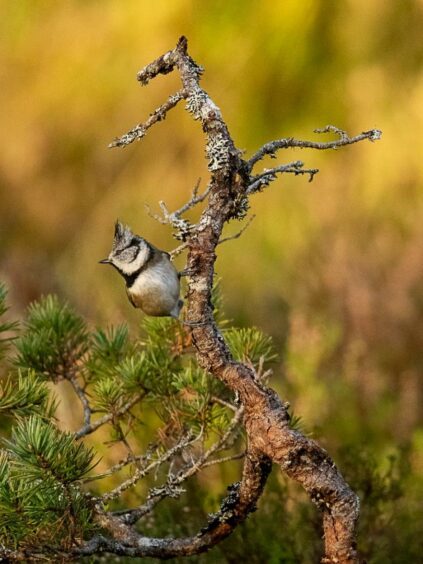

[114,246,149,275]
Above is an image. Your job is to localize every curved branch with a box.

[247,126,382,171]
[75,450,271,559]
[102,36,381,562]
[248,161,319,193]
[74,392,144,440]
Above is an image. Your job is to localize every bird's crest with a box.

[113,220,134,251]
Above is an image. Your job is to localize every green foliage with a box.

[0,283,18,361]
[15,295,90,381]
[0,417,96,549]
[1,287,422,561]
[86,324,131,380]
[115,352,152,391]
[0,288,250,555]
[92,375,128,412]
[165,365,230,436]
[6,415,96,483]
[225,326,277,366]
[0,370,55,418]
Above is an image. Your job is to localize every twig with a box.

[254,355,273,383]
[201,452,245,468]
[176,179,211,216]
[145,180,211,242]
[74,392,144,440]
[120,406,244,525]
[210,395,238,412]
[247,126,382,170]
[68,375,92,431]
[101,432,199,502]
[80,452,149,484]
[247,161,319,194]
[169,241,189,260]
[109,90,187,148]
[218,215,255,245]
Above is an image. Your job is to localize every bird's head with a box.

[99,221,151,277]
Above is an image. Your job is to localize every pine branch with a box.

[75,450,271,559]
[68,375,92,431]
[100,431,198,502]
[0,371,55,418]
[118,406,243,525]
[74,391,144,440]
[102,36,380,561]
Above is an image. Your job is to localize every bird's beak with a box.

[99,258,111,265]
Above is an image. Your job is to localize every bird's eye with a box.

[120,246,138,262]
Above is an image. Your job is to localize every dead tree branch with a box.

[145,179,211,241]
[116,405,244,526]
[218,214,256,245]
[109,90,187,148]
[75,450,271,559]
[248,161,319,193]
[84,36,381,562]
[247,125,382,171]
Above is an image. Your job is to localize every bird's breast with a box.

[126,259,180,317]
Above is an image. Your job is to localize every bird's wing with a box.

[126,288,137,308]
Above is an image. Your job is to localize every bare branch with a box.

[201,452,245,468]
[145,180,211,242]
[247,161,319,194]
[176,179,211,216]
[118,406,244,525]
[169,241,189,260]
[74,392,144,440]
[247,126,382,171]
[75,450,271,559]
[101,432,198,502]
[146,181,210,226]
[80,452,148,484]
[136,36,202,86]
[68,375,92,431]
[218,215,255,245]
[109,90,187,148]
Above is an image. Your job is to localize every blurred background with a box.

[1,0,422,561]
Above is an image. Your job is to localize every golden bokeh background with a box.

[1,1,422,553]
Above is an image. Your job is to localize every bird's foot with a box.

[179,268,196,278]
[180,319,211,327]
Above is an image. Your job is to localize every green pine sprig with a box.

[15,296,90,381]
[0,283,18,361]
[225,326,277,366]
[0,370,56,418]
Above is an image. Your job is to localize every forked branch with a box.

[247,125,382,171]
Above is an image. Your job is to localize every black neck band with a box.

[121,245,155,288]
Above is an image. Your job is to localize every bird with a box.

[100,221,183,319]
